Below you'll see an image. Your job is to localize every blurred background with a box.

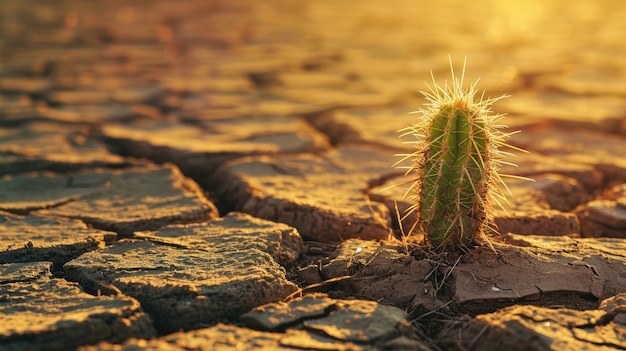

[1,0,625,135]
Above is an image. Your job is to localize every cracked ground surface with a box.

[1,0,626,350]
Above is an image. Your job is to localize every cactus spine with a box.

[399,59,517,249]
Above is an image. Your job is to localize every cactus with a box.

[398,58,521,249]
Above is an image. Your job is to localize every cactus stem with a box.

[398,57,527,250]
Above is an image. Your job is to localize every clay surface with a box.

[83,294,430,351]
[216,146,395,242]
[440,293,626,351]
[64,213,305,334]
[317,235,626,316]
[0,122,132,176]
[101,115,331,179]
[33,166,218,235]
[0,262,156,350]
[0,214,115,266]
[2,0,626,350]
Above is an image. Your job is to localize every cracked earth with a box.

[1,0,626,350]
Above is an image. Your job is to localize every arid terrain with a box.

[1,0,625,350]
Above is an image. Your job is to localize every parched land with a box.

[1,1,626,350]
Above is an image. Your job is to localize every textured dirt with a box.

[82,294,429,351]
[439,294,626,351]
[215,146,394,242]
[35,166,218,235]
[0,262,156,350]
[310,235,626,316]
[1,0,626,350]
[0,214,115,266]
[64,213,304,334]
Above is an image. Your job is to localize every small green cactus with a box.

[399,58,521,249]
